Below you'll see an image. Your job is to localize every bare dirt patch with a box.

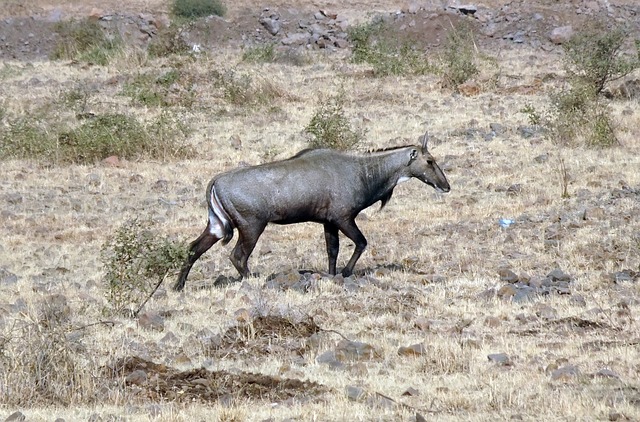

[108,355,328,403]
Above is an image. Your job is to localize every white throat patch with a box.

[396,176,411,185]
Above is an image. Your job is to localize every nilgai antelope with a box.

[174,132,450,291]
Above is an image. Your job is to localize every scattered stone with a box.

[259,17,280,36]
[497,284,517,299]
[551,364,581,382]
[138,311,165,331]
[125,369,148,385]
[547,268,571,282]
[101,155,121,167]
[487,353,512,366]
[549,25,574,44]
[533,154,549,164]
[608,269,638,284]
[498,268,519,283]
[594,368,620,380]
[152,179,169,192]
[402,386,420,396]
[414,316,432,331]
[0,268,18,285]
[4,411,26,422]
[281,33,309,46]
[346,385,367,401]
[398,343,427,356]
[229,134,242,150]
[506,184,523,196]
[335,339,380,362]
[316,350,345,369]
[449,4,478,15]
[458,80,481,96]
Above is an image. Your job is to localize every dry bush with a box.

[0,299,98,406]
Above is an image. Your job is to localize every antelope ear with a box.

[421,131,429,153]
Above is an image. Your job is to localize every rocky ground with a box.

[1,0,639,421]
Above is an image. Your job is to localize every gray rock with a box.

[549,26,574,44]
[551,364,581,381]
[0,268,18,285]
[4,411,26,422]
[398,343,427,356]
[487,352,512,366]
[449,4,478,15]
[346,385,367,401]
[498,268,519,283]
[125,369,148,386]
[548,268,571,282]
[138,311,165,331]
[259,17,280,36]
[281,33,309,46]
[335,339,379,361]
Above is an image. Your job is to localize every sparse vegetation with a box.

[0,298,97,406]
[0,112,193,164]
[171,0,226,19]
[122,69,195,107]
[440,21,479,90]
[349,18,432,76]
[1,1,640,420]
[212,69,288,108]
[147,24,192,57]
[304,90,364,150]
[102,219,188,316]
[242,43,277,63]
[51,19,122,65]
[549,19,639,147]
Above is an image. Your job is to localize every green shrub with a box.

[102,219,188,316]
[122,69,195,108]
[0,112,193,164]
[0,116,53,160]
[171,0,226,19]
[349,19,431,76]
[548,19,637,147]
[440,21,479,89]
[304,91,364,150]
[51,19,121,65]
[563,20,639,95]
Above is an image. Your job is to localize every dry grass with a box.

[1,9,640,422]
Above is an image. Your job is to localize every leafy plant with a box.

[171,0,226,20]
[440,21,479,89]
[520,103,541,126]
[563,20,639,95]
[51,19,121,65]
[305,91,364,150]
[349,18,431,76]
[102,219,188,316]
[548,19,638,147]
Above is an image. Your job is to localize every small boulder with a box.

[549,26,574,45]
